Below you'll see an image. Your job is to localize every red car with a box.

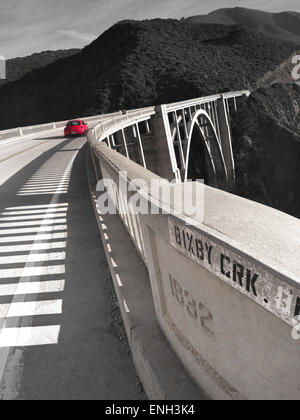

[64,120,88,138]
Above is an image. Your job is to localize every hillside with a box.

[186,7,300,45]
[0,49,80,88]
[232,83,300,218]
[0,19,297,130]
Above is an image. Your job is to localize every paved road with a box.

[0,131,145,400]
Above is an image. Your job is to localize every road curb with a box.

[85,147,205,400]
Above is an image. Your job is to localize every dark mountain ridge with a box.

[0,49,80,88]
[232,83,300,218]
[0,19,297,129]
[186,7,300,45]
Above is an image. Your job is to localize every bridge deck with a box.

[0,133,144,400]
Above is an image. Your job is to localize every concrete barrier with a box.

[86,149,203,400]
[0,113,105,143]
[140,184,300,400]
[0,127,22,141]
[91,141,300,400]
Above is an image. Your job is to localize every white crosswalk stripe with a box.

[0,202,68,348]
[18,191,68,196]
[0,265,65,279]
[0,326,61,348]
[5,204,68,210]
[0,252,66,264]
[0,148,80,374]
[1,208,68,215]
[0,242,66,253]
[0,300,63,318]
[0,218,66,228]
[0,225,67,236]
[0,280,65,297]
[0,213,67,221]
[0,232,67,243]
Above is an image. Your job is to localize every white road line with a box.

[27,174,70,176]
[0,326,61,348]
[29,171,71,175]
[0,225,67,236]
[20,186,69,190]
[28,175,71,178]
[0,232,67,244]
[19,189,69,193]
[0,218,66,228]
[5,204,68,210]
[26,179,70,183]
[24,179,70,183]
[0,213,67,221]
[0,280,65,297]
[29,172,71,175]
[23,182,69,186]
[24,178,70,182]
[18,192,68,196]
[28,176,70,178]
[23,178,70,182]
[0,300,62,318]
[0,265,65,279]
[19,185,69,192]
[0,252,66,264]
[24,178,70,185]
[0,242,66,253]
[1,208,68,216]
[24,176,70,179]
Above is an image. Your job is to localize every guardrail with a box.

[89,91,250,146]
[92,108,155,142]
[0,127,22,141]
[0,90,249,143]
[165,90,250,113]
[0,113,106,142]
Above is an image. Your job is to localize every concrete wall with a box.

[92,143,300,400]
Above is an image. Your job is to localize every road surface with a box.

[0,131,145,400]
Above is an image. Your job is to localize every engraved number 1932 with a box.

[169,275,214,337]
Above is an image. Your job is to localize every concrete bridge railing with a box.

[0,113,111,142]
[88,94,300,400]
[0,121,65,141]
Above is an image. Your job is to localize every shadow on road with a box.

[0,139,145,400]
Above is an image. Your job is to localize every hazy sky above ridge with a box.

[1,0,299,58]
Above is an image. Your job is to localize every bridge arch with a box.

[184,110,228,190]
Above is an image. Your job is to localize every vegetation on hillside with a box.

[232,83,300,218]
[0,49,79,88]
[0,19,297,129]
[186,7,300,45]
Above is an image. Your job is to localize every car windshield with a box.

[67,121,81,126]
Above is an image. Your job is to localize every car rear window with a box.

[67,121,81,126]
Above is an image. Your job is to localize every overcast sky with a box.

[1,0,300,58]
